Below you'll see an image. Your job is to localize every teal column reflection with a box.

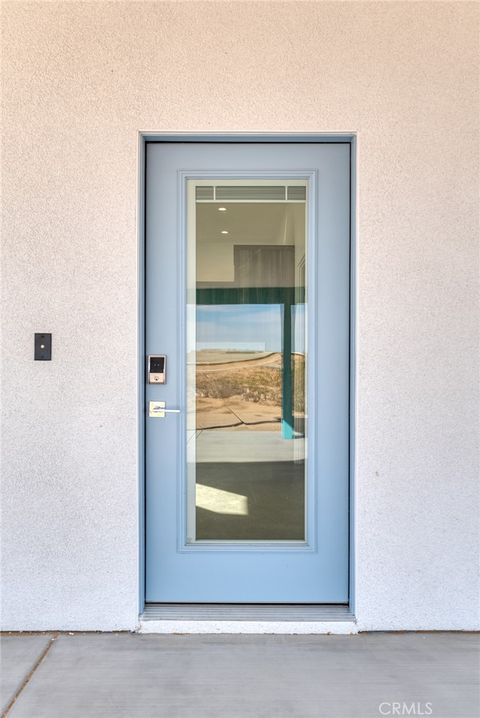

[282,300,294,440]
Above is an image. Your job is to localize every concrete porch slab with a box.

[4,632,480,718]
[0,634,52,714]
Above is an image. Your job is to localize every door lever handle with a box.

[148,401,181,418]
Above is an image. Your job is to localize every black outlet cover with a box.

[34,333,52,361]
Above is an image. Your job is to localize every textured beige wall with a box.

[1,1,478,630]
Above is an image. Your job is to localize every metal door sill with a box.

[139,604,357,634]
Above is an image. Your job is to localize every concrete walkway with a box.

[1,632,478,718]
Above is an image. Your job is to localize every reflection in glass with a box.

[187,183,307,541]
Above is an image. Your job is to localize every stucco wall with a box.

[1,1,478,631]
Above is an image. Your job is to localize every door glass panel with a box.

[186,181,307,542]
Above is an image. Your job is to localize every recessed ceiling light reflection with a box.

[221,230,229,234]
[218,207,227,212]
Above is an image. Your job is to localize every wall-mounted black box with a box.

[34,333,52,360]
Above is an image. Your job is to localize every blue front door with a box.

[145,142,350,602]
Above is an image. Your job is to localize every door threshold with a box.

[139,604,357,634]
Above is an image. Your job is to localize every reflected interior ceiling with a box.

[196,202,305,285]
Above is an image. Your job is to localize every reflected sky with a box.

[196,304,305,353]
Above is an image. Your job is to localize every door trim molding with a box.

[141,131,355,144]
[137,132,357,620]
[176,169,318,553]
